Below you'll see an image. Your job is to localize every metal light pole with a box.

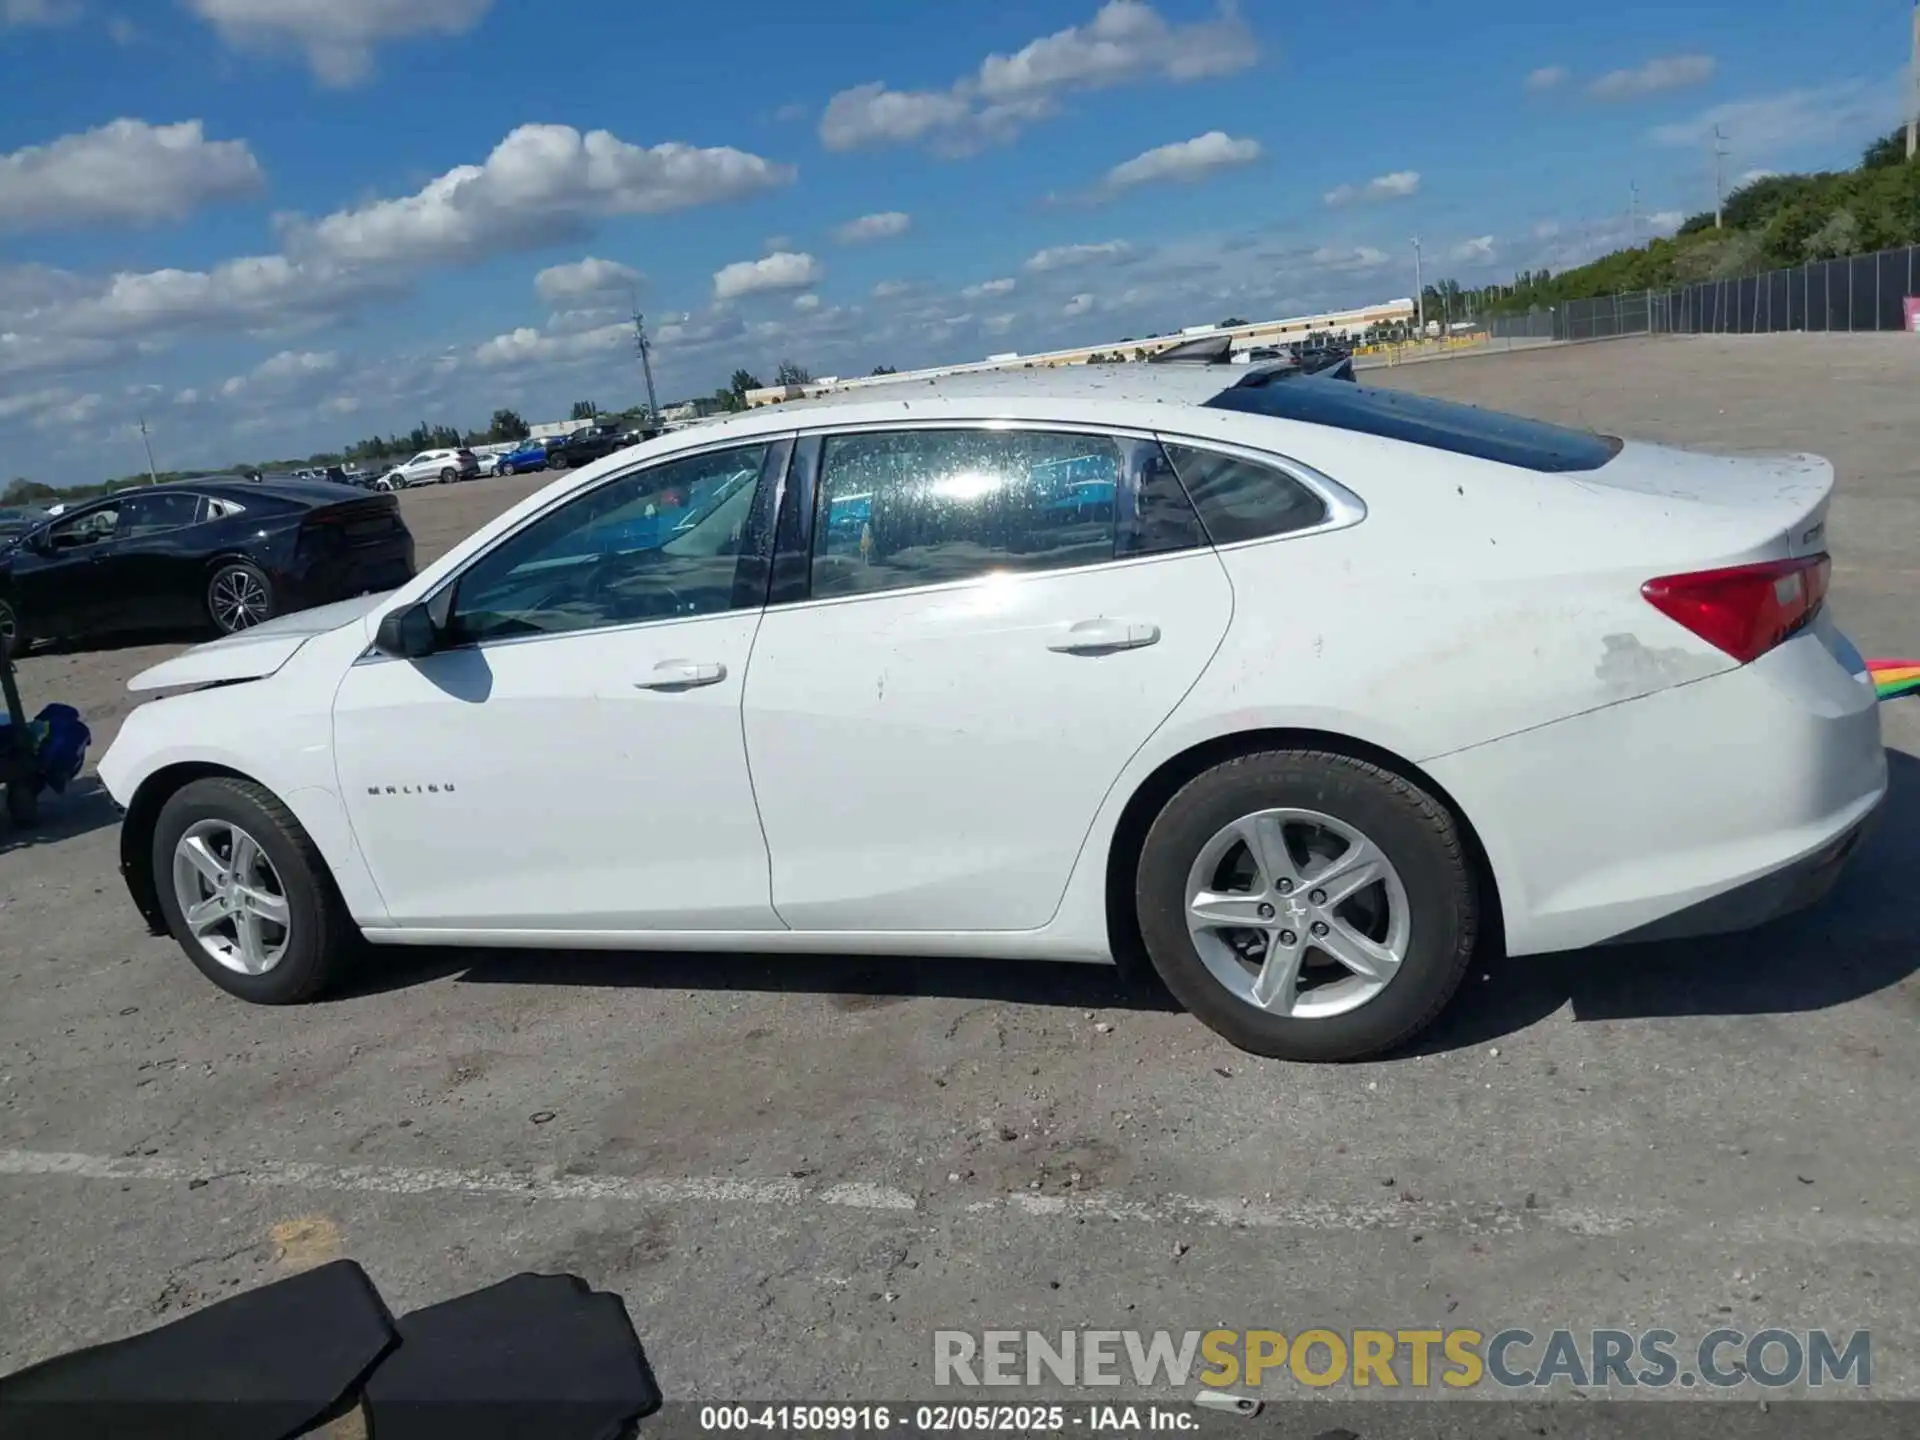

[1712,125,1729,229]
[1412,236,1425,335]
[137,415,158,483]
[1909,0,1918,160]
[630,296,659,424]
[1630,181,1640,244]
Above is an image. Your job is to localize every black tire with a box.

[1134,749,1479,1063]
[498,462,515,476]
[151,777,358,1004]
[206,561,275,635]
[6,781,38,827]
[438,467,457,484]
[548,452,569,470]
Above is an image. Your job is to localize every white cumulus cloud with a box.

[293,124,793,269]
[1323,170,1421,208]
[1448,235,1497,264]
[833,210,911,244]
[1524,65,1569,93]
[713,251,823,301]
[0,119,264,234]
[1588,54,1716,101]
[962,277,1017,299]
[185,0,494,87]
[1062,292,1098,316]
[1025,240,1131,272]
[534,256,642,303]
[1104,131,1260,192]
[819,0,1257,153]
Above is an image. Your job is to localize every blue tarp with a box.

[1,703,90,795]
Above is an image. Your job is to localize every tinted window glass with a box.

[50,503,120,547]
[452,444,768,642]
[1120,442,1209,558]
[119,491,203,536]
[1204,378,1622,473]
[1162,444,1329,545]
[812,429,1120,599]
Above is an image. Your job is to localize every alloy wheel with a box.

[1184,807,1411,1020]
[171,819,292,976]
[210,569,270,632]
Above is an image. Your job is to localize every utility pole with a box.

[630,293,659,425]
[1630,181,1640,244]
[1909,0,1918,160]
[1412,235,1425,334]
[136,415,158,484]
[1712,125,1729,229]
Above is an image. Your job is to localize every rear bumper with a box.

[1427,619,1887,957]
[1601,798,1881,946]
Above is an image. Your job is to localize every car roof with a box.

[782,361,1238,412]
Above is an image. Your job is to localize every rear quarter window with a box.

[1205,378,1622,474]
[1161,444,1329,545]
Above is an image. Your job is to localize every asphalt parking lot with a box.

[2,334,1917,1404]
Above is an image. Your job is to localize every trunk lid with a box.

[1578,442,1833,564]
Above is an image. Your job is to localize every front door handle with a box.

[1047,618,1161,655]
[634,659,727,691]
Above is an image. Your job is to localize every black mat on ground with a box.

[0,1258,396,1440]
[364,1272,661,1440]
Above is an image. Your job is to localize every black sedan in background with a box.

[0,478,415,652]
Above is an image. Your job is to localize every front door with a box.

[332,439,787,933]
[13,499,126,638]
[741,425,1234,933]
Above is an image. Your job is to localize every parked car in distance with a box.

[98,366,1886,1062]
[0,477,414,652]
[376,448,479,490]
[493,439,551,476]
[544,424,638,471]
[0,506,50,548]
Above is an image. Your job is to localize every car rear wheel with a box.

[207,561,275,634]
[153,777,357,1004]
[548,452,569,470]
[1134,749,1479,1063]
[439,467,457,484]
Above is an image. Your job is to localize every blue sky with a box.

[0,0,1910,479]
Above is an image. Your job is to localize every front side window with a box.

[1162,443,1331,545]
[450,443,769,643]
[811,428,1128,600]
[49,503,121,548]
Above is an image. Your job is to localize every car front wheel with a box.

[498,461,515,476]
[152,777,359,1004]
[1134,749,1479,1063]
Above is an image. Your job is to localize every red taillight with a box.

[1641,554,1830,664]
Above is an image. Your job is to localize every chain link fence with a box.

[1485,243,1920,343]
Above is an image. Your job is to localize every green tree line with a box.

[1425,128,1920,317]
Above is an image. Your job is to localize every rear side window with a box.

[1162,444,1329,545]
[1205,378,1622,473]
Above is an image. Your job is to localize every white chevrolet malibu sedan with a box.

[97,362,1887,1062]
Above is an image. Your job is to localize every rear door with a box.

[739,423,1234,933]
[97,490,214,627]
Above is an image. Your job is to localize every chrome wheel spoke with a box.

[1249,933,1305,1014]
[180,835,226,887]
[229,830,262,882]
[238,887,289,927]
[1234,814,1301,894]
[184,894,230,933]
[1310,839,1387,908]
[232,909,270,974]
[1315,919,1402,984]
[1188,890,1277,930]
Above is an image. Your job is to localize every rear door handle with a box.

[633,660,727,690]
[1047,618,1161,655]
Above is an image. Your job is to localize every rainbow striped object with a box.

[1867,659,1920,702]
